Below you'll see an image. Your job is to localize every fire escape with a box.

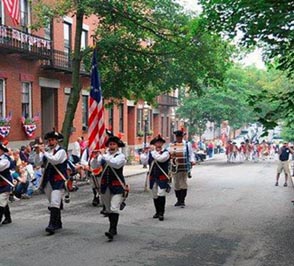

[0,25,89,76]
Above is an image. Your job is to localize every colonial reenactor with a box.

[0,143,13,225]
[148,135,170,221]
[170,130,195,208]
[89,149,103,208]
[34,131,68,235]
[97,135,127,241]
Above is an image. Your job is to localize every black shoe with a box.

[100,210,108,217]
[174,201,181,207]
[158,214,164,221]
[45,225,55,235]
[153,213,159,219]
[2,217,12,224]
[181,203,185,208]
[105,231,114,240]
[92,197,99,207]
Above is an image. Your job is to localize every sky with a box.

[177,0,265,69]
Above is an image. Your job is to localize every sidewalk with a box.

[124,164,148,177]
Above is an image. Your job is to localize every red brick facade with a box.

[0,1,178,151]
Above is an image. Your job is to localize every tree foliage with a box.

[32,0,232,148]
[177,65,287,138]
[199,0,294,134]
[199,0,294,76]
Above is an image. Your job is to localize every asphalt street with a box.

[1,155,294,266]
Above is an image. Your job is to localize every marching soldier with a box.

[95,135,127,241]
[148,135,170,221]
[89,149,103,208]
[170,130,195,208]
[34,131,68,235]
[0,143,13,225]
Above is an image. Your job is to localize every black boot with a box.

[157,196,166,221]
[153,198,159,218]
[105,213,119,240]
[181,189,187,207]
[100,205,108,217]
[0,206,4,224]
[55,208,62,230]
[92,188,100,206]
[174,190,181,206]
[2,205,12,224]
[45,207,59,235]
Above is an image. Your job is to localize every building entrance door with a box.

[41,87,57,136]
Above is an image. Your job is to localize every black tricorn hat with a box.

[105,136,125,147]
[173,130,186,137]
[44,131,64,142]
[0,142,8,152]
[150,135,166,145]
[106,129,114,137]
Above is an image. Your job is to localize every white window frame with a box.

[21,82,32,118]
[0,79,6,118]
[20,0,31,30]
[0,1,4,25]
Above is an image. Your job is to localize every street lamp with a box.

[143,101,149,148]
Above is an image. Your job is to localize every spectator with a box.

[19,145,32,163]
[71,137,81,164]
[275,142,294,187]
[140,147,149,168]
[12,163,30,200]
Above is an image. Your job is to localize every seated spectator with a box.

[12,163,30,200]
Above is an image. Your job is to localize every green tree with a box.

[177,65,284,138]
[199,0,294,132]
[199,0,294,75]
[33,0,231,148]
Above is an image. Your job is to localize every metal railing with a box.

[157,95,178,106]
[0,24,51,59]
[41,49,89,75]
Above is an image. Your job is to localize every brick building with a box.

[0,0,179,152]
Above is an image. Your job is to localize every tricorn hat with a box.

[44,131,64,142]
[105,136,125,147]
[0,142,8,152]
[150,135,166,145]
[173,130,186,137]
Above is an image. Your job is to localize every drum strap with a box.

[51,163,70,194]
[148,160,171,180]
[0,173,14,187]
[101,164,128,192]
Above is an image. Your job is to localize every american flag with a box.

[88,50,106,152]
[3,0,20,25]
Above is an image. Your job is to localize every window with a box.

[0,1,3,25]
[108,107,113,131]
[0,79,5,118]
[137,109,143,134]
[148,110,152,131]
[118,103,124,132]
[64,22,71,66]
[20,0,29,31]
[161,116,164,136]
[44,20,51,40]
[81,29,88,50]
[21,82,31,118]
[166,117,169,138]
[82,95,88,129]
